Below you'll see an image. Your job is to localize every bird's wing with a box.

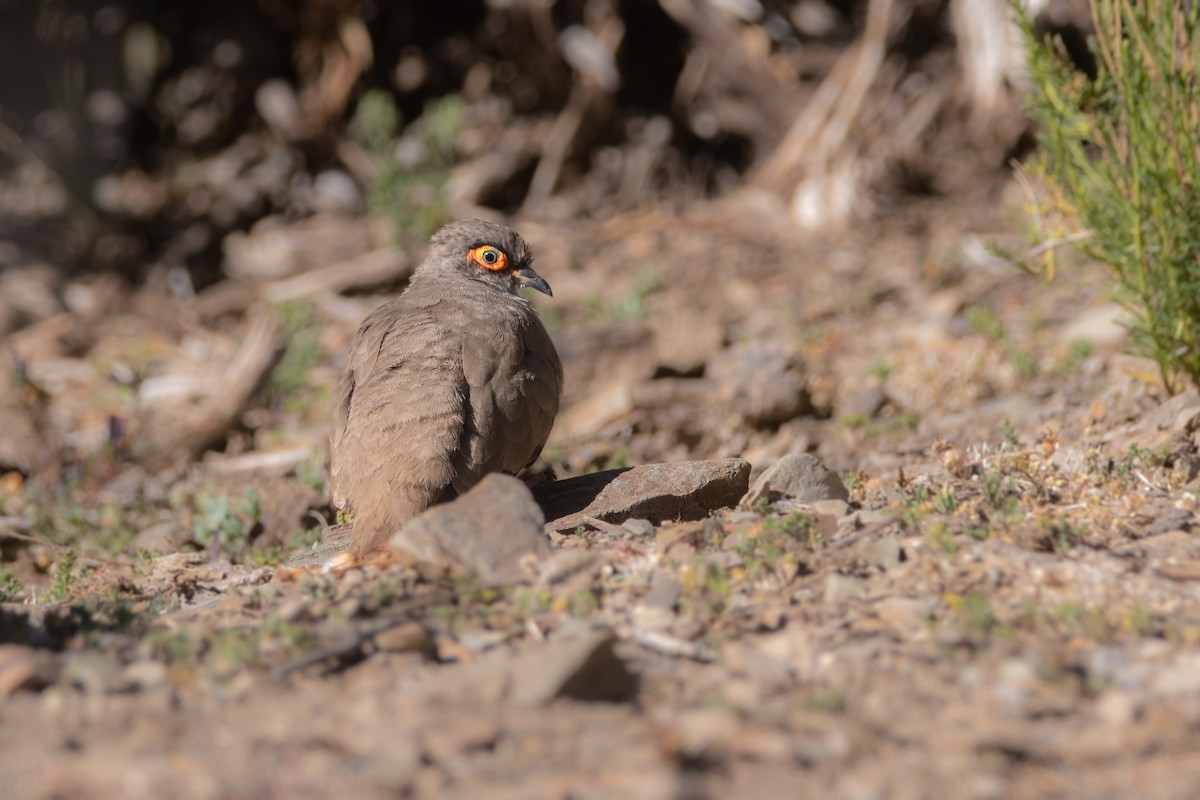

[452,331,511,493]
[452,316,562,494]
[329,306,393,508]
[516,316,563,468]
[332,304,467,551]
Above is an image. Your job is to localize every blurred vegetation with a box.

[351,90,463,244]
[268,300,322,412]
[1018,0,1200,393]
[192,487,262,562]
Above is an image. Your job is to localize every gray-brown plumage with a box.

[330,220,563,553]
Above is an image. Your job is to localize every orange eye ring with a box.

[468,246,509,271]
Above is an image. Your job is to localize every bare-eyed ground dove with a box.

[330,219,563,553]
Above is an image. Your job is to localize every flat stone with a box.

[538,459,751,532]
[390,474,550,586]
[743,453,849,506]
[509,629,638,706]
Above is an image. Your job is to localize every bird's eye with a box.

[469,245,509,271]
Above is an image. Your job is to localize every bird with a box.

[329,219,563,554]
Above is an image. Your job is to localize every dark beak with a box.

[514,266,552,297]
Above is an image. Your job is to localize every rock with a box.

[672,707,740,760]
[554,380,634,441]
[859,535,902,569]
[721,640,793,690]
[840,386,889,420]
[643,574,682,611]
[1146,506,1194,537]
[311,170,363,214]
[1116,530,1200,560]
[61,651,123,694]
[875,596,935,634]
[254,79,302,140]
[649,306,725,376]
[621,518,656,537]
[121,660,167,691]
[390,474,550,586]
[1060,302,1128,348]
[1104,389,1200,453]
[537,459,751,532]
[421,717,502,766]
[655,521,706,554]
[372,622,437,658]
[811,499,851,518]
[824,574,865,604]
[509,629,638,706]
[0,645,57,696]
[742,453,849,507]
[708,339,812,428]
[534,550,605,590]
[1051,445,1089,476]
[132,521,186,553]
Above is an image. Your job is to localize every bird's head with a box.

[423,219,552,298]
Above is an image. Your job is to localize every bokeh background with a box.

[1,0,1094,539]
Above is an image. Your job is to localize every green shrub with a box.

[0,567,23,602]
[1017,1,1200,392]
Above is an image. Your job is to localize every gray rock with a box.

[743,453,849,506]
[509,629,638,706]
[1146,506,1194,537]
[824,574,865,605]
[537,459,751,532]
[643,574,683,611]
[708,340,812,428]
[1060,302,1128,347]
[311,170,363,214]
[254,79,301,140]
[390,474,550,585]
[859,535,902,569]
[841,386,889,420]
[621,518,656,537]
